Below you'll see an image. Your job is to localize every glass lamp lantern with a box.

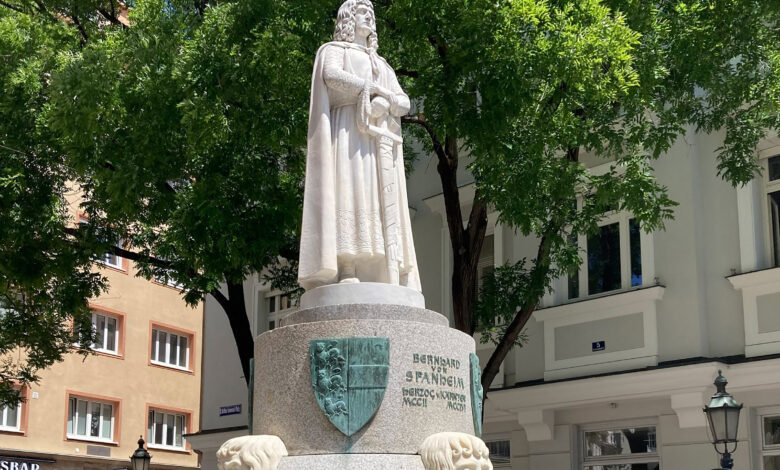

[130,437,152,470]
[703,371,742,469]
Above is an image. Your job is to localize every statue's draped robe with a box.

[299,41,421,291]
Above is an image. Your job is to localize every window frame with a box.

[85,305,125,358]
[484,435,511,468]
[580,419,660,469]
[761,154,780,268]
[91,311,119,356]
[0,385,28,435]
[570,210,643,299]
[543,162,655,308]
[64,392,120,445]
[146,406,190,452]
[756,407,780,470]
[0,402,20,432]
[259,290,299,334]
[76,213,129,273]
[149,323,195,373]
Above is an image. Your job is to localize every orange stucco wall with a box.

[0,193,203,469]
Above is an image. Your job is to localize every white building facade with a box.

[406,130,780,470]
[191,129,780,470]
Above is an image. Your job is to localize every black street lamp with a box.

[130,436,152,470]
[703,371,743,470]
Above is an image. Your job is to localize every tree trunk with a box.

[211,280,254,385]
[435,135,489,335]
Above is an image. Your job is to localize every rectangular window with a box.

[567,215,644,300]
[769,156,780,182]
[67,396,114,442]
[762,414,780,469]
[92,312,118,354]
[587,222,622,295]
[151,327,190,370]
[263,290,299,334]
[96,235,124,270]
[0,401,20,431]
[582,425,658,470]
[147,409,186,450]
[770,191,780,267]
[486,439,511,467]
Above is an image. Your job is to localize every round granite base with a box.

[253,314,476,455]
[277,454,424,469]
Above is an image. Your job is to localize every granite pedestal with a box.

[250,283,479,468]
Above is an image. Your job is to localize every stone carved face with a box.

[354,3,375,39]
[450,442,493,470]
[420,432,493,470]
[333,0,378,49]
[216,435,288,470]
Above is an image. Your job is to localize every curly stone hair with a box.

[333,0,378,50]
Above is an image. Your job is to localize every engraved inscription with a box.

[403,353,469,413]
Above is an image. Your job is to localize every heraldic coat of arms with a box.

[309,338,390,436]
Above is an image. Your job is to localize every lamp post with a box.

[130,436,151,470]
[703,370,743,470]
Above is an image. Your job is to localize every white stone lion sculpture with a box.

[419,432,493,470]
[216,435,288,470]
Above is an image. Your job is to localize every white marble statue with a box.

[216,435,288,470]
[419,432,493,470]
[298,0,421,292]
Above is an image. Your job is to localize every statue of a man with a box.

[298,0,421,292]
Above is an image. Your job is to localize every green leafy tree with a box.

[372,0,780,390]
[0,0,318,406]
[1,0,778,408]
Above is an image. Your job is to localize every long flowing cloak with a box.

[298,41,420,292]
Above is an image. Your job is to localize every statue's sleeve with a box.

[388,70,410,117]
[322,46,366,94]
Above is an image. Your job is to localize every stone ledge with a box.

[300,282,425,309]
[277,453,424,469]
[281,303,448,327]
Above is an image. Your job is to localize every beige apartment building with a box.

[0,203,203,470]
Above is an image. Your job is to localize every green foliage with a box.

[0,0,778,399]
[373,0,779,342]
[0,7,102,407]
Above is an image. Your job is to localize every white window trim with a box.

[550,209,654,306]
[66,397,116,444]
[258,290,298,334]
[761,149,780,268]
[0,402,21,432]
[728,267,780,357]
[580,418,660,469]
[96,236,125,271]
[98,252,124,270]
[92,311,119,355]
[752,405,780,470]
[154,275,185,290]
[540,161,655,308]
[151,327,191,371]
[483,433,512,468]
[148,409,187,451]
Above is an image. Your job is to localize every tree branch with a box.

[481,221,558,390]
[395,68,419,78]
[97,8,127,28]
[31,0,46,13]
[402,115,447,164]
[70,12,89,45]
[0,1,26,14]
[63,226,173,270]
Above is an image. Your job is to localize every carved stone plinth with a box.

[253,284,476,455]
[213,283,492,469]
